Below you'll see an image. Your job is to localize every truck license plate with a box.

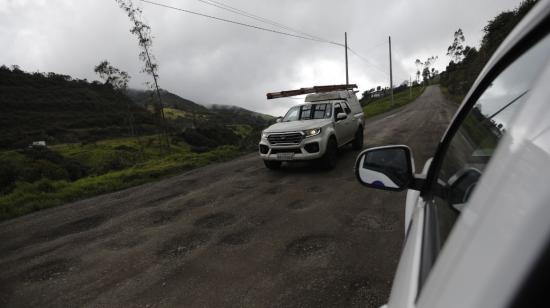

[277,153,294,160]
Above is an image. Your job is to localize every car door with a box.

[412,25,550,308]
[385,18,550,308]
[341,101,355,140]
[333,102,348,146]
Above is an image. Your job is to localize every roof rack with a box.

[266,84,358,99]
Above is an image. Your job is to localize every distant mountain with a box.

[0,65,274,150]
[127,89,208,113]
[127,89,274,128]
[210,104,273,120]
[0,66,157,149]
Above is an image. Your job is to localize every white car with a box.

[354,2,550,307]
[260,86,364,169]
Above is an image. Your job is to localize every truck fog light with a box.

[304,142,320,153]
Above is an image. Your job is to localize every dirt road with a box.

[0,85,457,307]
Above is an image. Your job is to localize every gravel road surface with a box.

[0,85,457,307]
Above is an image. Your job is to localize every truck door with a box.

[342,101,355,141]
[333,102,348,146]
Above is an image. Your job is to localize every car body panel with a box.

[387,197,425,308]
[379,2,550,307]
[417,48,550,308]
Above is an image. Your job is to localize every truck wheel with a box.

[352,128,364,150]
[264,160,282,170]
[319,137,337,170]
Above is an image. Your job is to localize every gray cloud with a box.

[0,0,522,116]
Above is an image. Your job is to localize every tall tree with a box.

[447,28,466,63]
[94,60,135,137]
[415,59,423,83]
[115,0,170,153]
[422,56,438,84]
[422,67,431,83]
[94,60,130,91]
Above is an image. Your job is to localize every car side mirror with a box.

[336,113,347,121]
[354,145,415,191]
[276,117,282,123]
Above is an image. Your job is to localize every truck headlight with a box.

[261,131,268,139]
[304,128,321,137]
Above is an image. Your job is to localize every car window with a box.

[334,103,344,118]
[313,103,332,119]
[421,33,550,288]
[342,102,352,114]
[282,106,299,122]
[282,103,332,121]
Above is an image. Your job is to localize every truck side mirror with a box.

[354,145,415,191]
[336,113,347,121]
[276,117,282,123]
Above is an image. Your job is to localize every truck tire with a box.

[264,160,282,170]
[352,127,364,150]
[318,137,337,170]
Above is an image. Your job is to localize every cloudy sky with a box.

[1,0,523,116]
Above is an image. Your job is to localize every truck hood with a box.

[264,119,330,133]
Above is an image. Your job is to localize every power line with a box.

[347,46,388,76]
[191,0,340,45]
[140,0,334,44]
[140,0,391,82]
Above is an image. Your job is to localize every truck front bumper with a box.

[258,134,327,161]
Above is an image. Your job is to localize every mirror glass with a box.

[355,146,412,191]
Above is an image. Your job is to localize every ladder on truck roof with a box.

[266,84,357,100]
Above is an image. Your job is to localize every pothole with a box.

[21,258,77,282]
[306,186,324,193]
[157,232,211,257]
[219,229,253,246]
[194,212,236,229]
[264,186,283,195]
[286,235,335,258]
[287,200,311,210]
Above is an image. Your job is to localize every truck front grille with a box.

[267,132,303,145]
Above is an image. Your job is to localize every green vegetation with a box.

[362,86,425,118]
[229,124,253,137]
[440,0,537,99]
[128,89,208,114]
[440,87,463,105]
[0,66,158,149]
[0,65,274,221]
[163,107,189,120]
[0,136,241,221]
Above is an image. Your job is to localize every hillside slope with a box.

[127,88,208,113]
[0,66,157,149]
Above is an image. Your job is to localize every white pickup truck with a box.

[259,85,365,169]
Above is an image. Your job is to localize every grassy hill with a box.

[0,66,158,149]
[127,88,208,113]
[209,104,274,126]
[362,86,425,118]
[0,65,276,221]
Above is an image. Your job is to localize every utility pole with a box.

[389,36,394,105]
[409,76,413,99]
[345,32,349,85]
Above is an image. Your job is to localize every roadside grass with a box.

[163,107,189,120]
[229,124,253,137]
[363,86,425,118]
[0,136,242,221]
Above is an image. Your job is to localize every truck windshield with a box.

[282,103,332,122]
